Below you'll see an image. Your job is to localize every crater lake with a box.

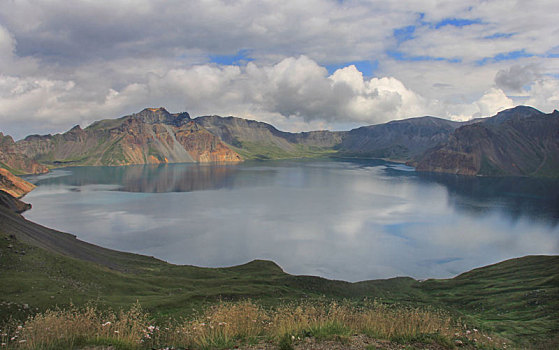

[22,159,559,282]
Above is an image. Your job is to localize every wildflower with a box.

[1,343,6,347]
[18,340,26,343]
[147,325,155,332]
[466,330,471,335]
[102,321,111,327]
[200,323,206,326]
[114,330,119,334]
[17,326,22,330]
[473,328,478,332]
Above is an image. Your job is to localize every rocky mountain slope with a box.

[194,114,464,162]
[0,168,35,198]
[2,105,558,177]
[338,116,461,160]
[15,108,242,168]
[415,106,559,176]
[0,133,48,175]
[195,115,343,159]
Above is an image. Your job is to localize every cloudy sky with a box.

[1,0,558,139]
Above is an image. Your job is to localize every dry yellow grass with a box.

[0,300,507,349]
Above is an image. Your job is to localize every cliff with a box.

[0,132,49,175]
[416,106,559,177]
[15,108,242,167]
[0,168,36,198]
[0,189,32,213]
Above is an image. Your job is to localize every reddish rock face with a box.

[0,168,36,198]
[174,122,243,163]
[13,108,243,168]
[0,132,49,175]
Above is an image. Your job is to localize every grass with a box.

[232,141,337,160]
[0,163,25,176]
[0,300,507,349]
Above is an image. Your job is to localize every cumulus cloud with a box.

[525,79,559,112]
[0,56,430,137]
[474,88,515,118]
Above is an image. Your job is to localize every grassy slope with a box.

[0,204,557,346]
[232,141,337,160]
[416,256,559,344]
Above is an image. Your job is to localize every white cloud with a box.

[474,88,515,118]
[525,79,559,112]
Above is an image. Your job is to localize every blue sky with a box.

[0,0,558,138]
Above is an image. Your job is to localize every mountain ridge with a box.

[416,106,559,177]
[1,105,558,177]
[14,107,242,169]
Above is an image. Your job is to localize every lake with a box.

[22,159,559,282]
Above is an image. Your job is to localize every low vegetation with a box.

[232,141,337,161]
[1,300,507,349]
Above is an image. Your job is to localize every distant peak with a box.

[499,105,542,114]
[139,107,170,115]
[131,107,190,126]
[486,105,543,125]
[144,107,168,113]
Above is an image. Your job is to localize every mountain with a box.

[416,106,559,177]
[15,108,242,167]
[195,115,343,159]
[338,116,462,160]
[195,115,462,162]
[0,132,48,175]
[3,105,559,177]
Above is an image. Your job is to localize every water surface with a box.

[23,160,559,282]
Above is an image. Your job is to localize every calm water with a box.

[23,159,559,282]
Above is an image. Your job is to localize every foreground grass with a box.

[0,301,506,349]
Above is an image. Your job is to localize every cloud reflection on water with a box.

[23,160,559,282]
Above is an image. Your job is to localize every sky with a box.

[1,0,558,139]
